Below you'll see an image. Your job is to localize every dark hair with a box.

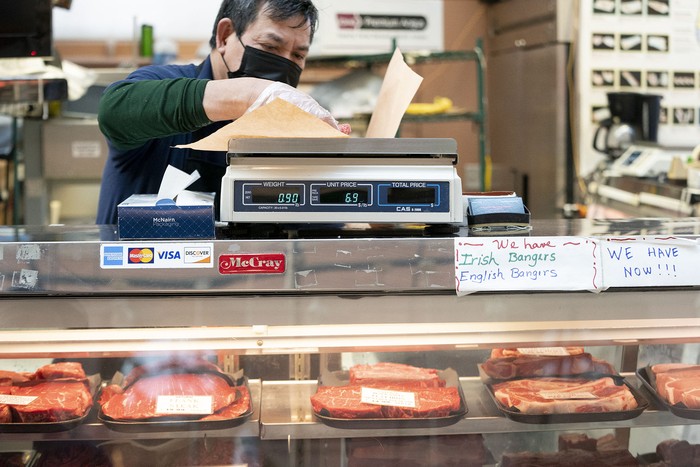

[209,0,319,48]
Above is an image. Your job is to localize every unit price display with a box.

[248,184,304,205]
[316,185,370,205]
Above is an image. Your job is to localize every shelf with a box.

[306,50,481,69]
[1,290,700,357]
[259,375,697,440]
[1,375,697,443]
[0,380,262,442]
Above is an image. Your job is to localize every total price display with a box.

[250,185,303,204]
[318,186,370,204]
[386,186,437,205]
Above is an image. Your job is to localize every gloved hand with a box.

[248,81,341,130]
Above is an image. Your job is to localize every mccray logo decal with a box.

[219,253,286,274]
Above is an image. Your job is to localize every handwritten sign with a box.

[454,236,602,295]
[601,236,700,287]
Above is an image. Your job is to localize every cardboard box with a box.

[117,194,215,240]
[309,0,444,57]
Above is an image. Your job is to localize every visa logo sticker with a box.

[101,243,214,269]
[219,253,286,274]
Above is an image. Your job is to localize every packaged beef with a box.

[651,364,700,409]
[311,385,461,419]
[0,362,94,426]
[98,358,251,424]
[482,350,616,380]
[34,362,86,381]
[491,376,638,415]
[491,347,585,358]
[349,362,445,388]
[347,435,490,467]
[311,363,464,421]
[11,381,92,423]
[504,433,637,467]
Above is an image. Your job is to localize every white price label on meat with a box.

[0,395,37,405]
[361,387,416,408]
[155,395,213,415]
[538,391,597,400]
[517,347,570,356]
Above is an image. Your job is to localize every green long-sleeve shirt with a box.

[98,77,211,150]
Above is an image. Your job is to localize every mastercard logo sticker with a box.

[128,248,155,264]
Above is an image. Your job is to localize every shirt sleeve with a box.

[98,77,211,150]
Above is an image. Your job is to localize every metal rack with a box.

[306,41,488,190]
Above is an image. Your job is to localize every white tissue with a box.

[157,165,202,205]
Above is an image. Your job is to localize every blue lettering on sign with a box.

[157,251,181,260]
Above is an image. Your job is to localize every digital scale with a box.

[609,144,692,178]
[220,138,464,231]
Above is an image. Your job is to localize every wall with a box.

[53,0,220,42]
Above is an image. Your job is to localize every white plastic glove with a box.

[248,81,340,130]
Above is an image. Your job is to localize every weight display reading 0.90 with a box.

[250,185,303,204]
[317,186,370,204]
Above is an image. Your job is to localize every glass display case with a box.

[1,219,699,466]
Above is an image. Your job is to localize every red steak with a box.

[482,353,600,379]
[201,386,252,421]
[0,370,31,384]
[34,362,86,381]
[492,377,637,414]
[349,363,445,388]
[10,381,92,422]
[652,364,700,408]
[101,373,237,420]
[311,385,461,419]
[311,386,383,418]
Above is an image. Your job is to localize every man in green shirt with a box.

[96,0,337,225]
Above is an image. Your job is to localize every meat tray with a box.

[636,366,700,420]
[312,368,468,429]
[97,375,253,433]
[0,375,100,433]
[485,375,649,424]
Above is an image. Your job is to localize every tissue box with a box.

[117,194,215,240]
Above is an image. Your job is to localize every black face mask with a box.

[224,42,302,88]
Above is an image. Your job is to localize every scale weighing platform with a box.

[220,138,464,234]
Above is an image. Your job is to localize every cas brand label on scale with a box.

[100,243,214,269]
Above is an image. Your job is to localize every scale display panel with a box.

[235,180,449,213]
[219,138,464,224]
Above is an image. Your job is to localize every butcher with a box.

[96,0,341,225]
